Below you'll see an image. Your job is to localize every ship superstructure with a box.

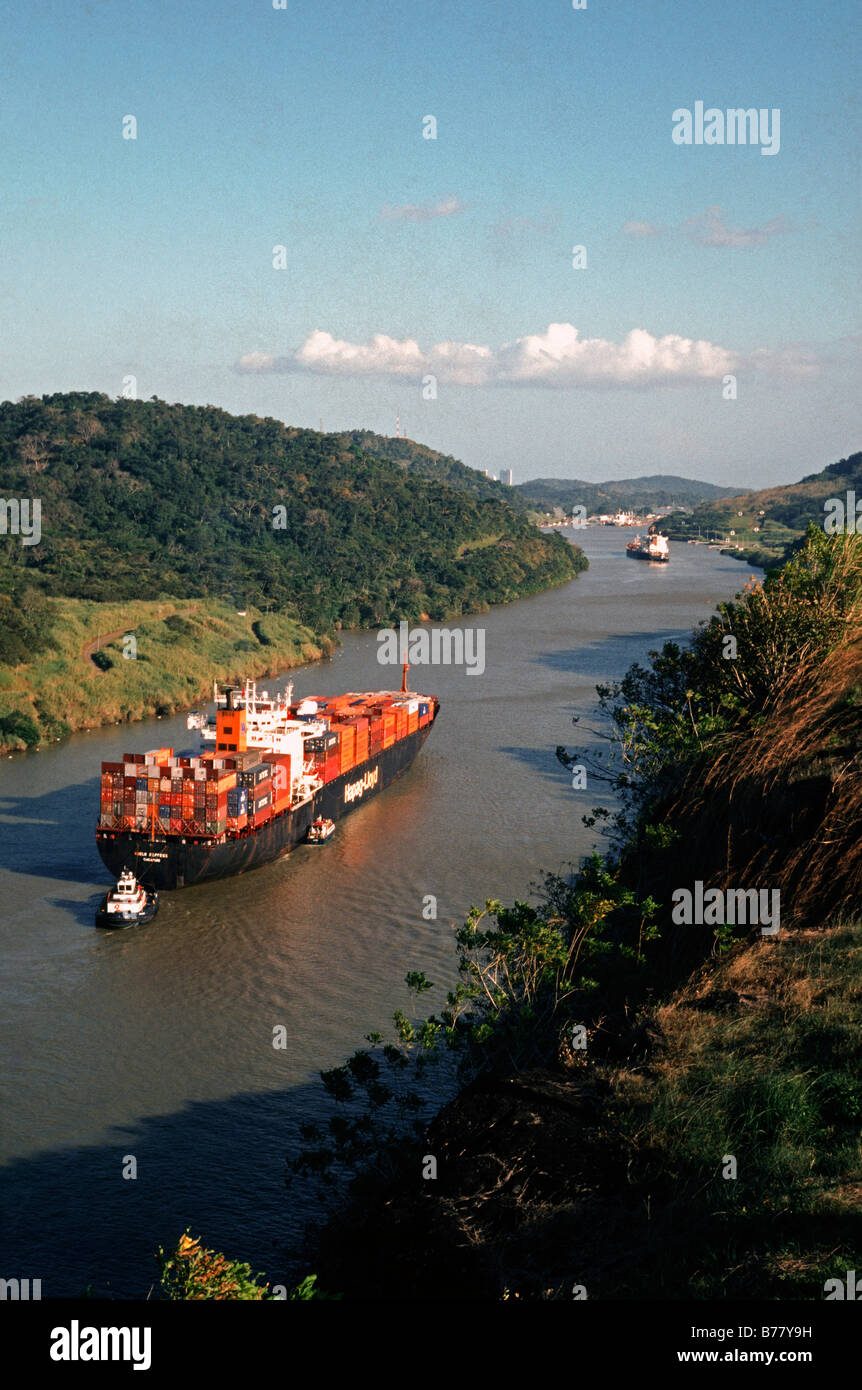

[626,532,670,562]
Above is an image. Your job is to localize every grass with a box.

[598,922,862,1298]
[0,596,329,750]
[455,534,503,556]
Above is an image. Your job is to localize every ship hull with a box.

[626,547,669,562]
[95,718,436,890]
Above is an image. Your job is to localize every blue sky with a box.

[2,0,859,487]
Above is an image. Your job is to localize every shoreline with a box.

[0,599,335,754]
[0,563,587,755]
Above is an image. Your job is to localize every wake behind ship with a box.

[95,676,439,890]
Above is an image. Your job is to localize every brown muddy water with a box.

[0,528,758,1296]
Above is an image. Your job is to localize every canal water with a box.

[0,528,758,1296]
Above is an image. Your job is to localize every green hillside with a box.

[332,429,527,508]
[0,392,586,749]
[517,474,745,514]
[661,451,862,565]
[0,393,584,633]
[0,596,327,751]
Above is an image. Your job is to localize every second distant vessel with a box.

[626,532,670,563]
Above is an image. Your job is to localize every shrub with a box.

[0,709,41,746]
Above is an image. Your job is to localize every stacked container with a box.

[98,748,237,838]
[338,723,356,774]
[263,752,293,812]
[226,785,249,831]
[353,716,370,764]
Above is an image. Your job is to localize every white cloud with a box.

[236,351,280,373]
[622,219,664,238]
[380,195,467,222]
[623,206,790,248]
[295,330,426,378]
[684,205,790,248]
[235,322,744,388]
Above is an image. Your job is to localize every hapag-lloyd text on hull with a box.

[344,766,380,804]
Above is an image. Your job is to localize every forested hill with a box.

[0,393,584,634]
[516,474,745,513]
[661,450,862,563]
[332,430,525,508]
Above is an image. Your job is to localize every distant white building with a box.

[500,468,514,486]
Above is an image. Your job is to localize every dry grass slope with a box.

[0,597,328,750]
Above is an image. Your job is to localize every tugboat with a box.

[306,817,335,843]
[626,532,670,563]
[95,868,159,928]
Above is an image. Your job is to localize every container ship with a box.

[95,670,439,890]
[626,532,670,562]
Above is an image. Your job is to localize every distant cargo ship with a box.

[626,533,670,563]
[95,671,439,889]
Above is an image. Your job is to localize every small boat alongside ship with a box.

[95,868,159,928]
[626,532,670,563]
[307,817,335,843]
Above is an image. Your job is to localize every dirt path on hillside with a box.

[80,605,199,672]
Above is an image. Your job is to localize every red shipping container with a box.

[263,754,291,797]
[252,804,272,828]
